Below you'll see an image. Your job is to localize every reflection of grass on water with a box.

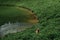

[0,6,38,26]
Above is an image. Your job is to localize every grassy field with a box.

[0,0,60,40]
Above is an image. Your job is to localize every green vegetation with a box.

[0,0,60,40]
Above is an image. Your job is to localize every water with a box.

[0,22,33,36]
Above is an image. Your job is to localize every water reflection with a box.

[0,22,33,36]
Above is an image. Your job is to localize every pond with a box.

[0,6,39,36]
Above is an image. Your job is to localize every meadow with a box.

[0,0,60,40]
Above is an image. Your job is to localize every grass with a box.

[0,0,60,40]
